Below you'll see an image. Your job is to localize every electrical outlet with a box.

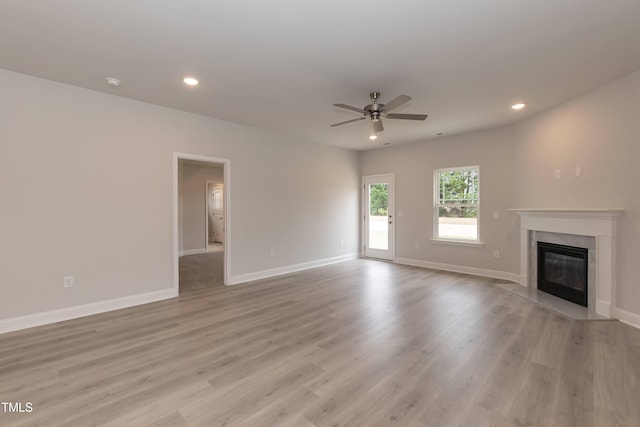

[414,242,420,250]
[555,169,562,180]
[493,211,499,219]
[493,250,500,259]
[269,249,275,257]
[340,240,344,247]
[63,276,74,288]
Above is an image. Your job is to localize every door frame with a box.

[362,173,395,261]
[173,153,231,290]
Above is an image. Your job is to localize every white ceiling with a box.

[2,1,640,151]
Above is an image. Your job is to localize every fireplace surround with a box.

[511,209,622,318]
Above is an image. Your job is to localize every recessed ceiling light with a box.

[183,77,199,86]
[369,135,377,140]
[105,77,121,87]
[512,103,526,110]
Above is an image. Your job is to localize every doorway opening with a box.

[173,153,230,294]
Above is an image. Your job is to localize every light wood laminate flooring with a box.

[1,259,639,426]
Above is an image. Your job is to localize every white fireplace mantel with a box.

[510,208,623,318]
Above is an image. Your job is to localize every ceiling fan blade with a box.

[386,113,428,121]
[333,103,365,114]
[381,95,411,113]
[372,119,384,133]
[330,117,366,127]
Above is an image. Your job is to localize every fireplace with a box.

[537,242,588,306]
[511,209,621,318]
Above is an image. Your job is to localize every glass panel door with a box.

[364,175,394,260]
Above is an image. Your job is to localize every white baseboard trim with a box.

[229,253,360,285]
[394,257,521,283]
[0,288,178,335]
[595,300,612,318]
[613,306,640,330]
[179,248,208,257]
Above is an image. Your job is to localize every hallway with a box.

[179,244,224,293]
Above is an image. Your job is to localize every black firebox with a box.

[537,242,588,307]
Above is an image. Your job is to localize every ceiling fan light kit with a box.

[330,91,428,136]
[183,77,199,86]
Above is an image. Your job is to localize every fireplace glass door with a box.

[537,242,588,307]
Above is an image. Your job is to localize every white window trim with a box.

[433,165,482,245]
[430,238,485,247]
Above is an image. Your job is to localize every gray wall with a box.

[0,69,360,320]
[360,126,519,275]
[513,69,640,315]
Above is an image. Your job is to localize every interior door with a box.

[212,187,224,243]
[363,174,394,260]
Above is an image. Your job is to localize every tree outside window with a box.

[369,183,388,216]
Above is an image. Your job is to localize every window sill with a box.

[431,239,485,247]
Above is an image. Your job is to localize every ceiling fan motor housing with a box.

[366,92,383,118]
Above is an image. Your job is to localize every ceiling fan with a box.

[330,91,428,133]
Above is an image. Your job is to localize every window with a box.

[434,166,479,242]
